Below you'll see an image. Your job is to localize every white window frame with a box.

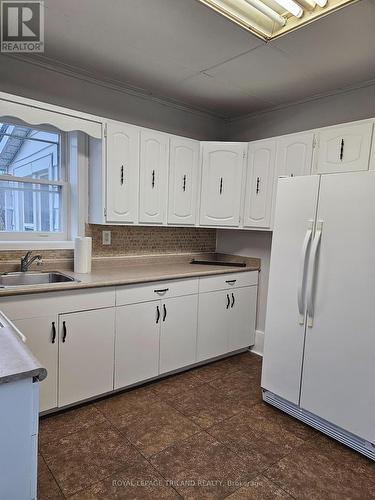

[0,123,74,249]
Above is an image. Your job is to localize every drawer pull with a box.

[162,304,167,322]
[156,306,160,324]
[226,293,230,309]
[51,322,56,344]
[231,293,235,308]
[62,321,67,343]
[226,279,237,285]
[154,288,169,294]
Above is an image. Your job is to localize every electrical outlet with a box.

[102,230,111,245]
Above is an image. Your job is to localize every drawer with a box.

[0,287,115,320]
[199,271,258,293]
[116,278,199,306]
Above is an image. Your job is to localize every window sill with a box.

[0,241,75,250]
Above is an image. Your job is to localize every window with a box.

[0,122,68,240]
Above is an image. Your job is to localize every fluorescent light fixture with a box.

[198,0,358,40]
[244,0,286,25]
[272,0,303,17]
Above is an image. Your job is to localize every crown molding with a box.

[225,77,375,123]
[4,54,226,120]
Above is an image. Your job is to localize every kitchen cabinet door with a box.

[14,316,58,412]
[115,301,160,389]
[58,308,115,407]
[139,129,169,224]
[159,294,198,374]
[168,137,199,225]
[228,286,257,352]
[243,139,276,229]
[315,121,373,174]
[197,290,230,361]
[106,121,139,223]
[276,133,314,177]
[200,143,245,227]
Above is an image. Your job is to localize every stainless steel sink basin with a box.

[0,271,77,288]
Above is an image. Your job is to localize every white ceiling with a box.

[23,0,375,118]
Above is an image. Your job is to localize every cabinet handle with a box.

[256,177,261,194]
[156,306,160,324]
[51,322,56,344]
[154,288,169,294]
[219,177,223,195]
[62,321,67,343]
[340,139,344,161]
[226,293,230,309]
[183,174,186,192]
[226,279,237,285]
[162,304,167,322]
[231,293,235,308]
[120,165,124,185]
[152,169,155,188]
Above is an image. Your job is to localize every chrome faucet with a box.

[20,251,43,272]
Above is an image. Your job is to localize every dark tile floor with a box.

[38,352,375,499]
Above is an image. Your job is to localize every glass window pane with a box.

[0,123,60,180]
[0,180,61,233]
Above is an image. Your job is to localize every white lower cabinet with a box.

[14,316,58,412]
[197,285,257,362]
[115,301,160,389]
[228,286,257,352]
[58,308,115,407]
[159,294,198,374]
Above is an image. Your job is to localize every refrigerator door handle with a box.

[306,221,323,328]
[297,220,314,325]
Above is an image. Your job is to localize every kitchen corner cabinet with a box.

[139,129,169,224]
[243,139,276,229]
[168,137,199,225]
[315,121,373,174]
[105,121,140,223]
[200,142,245,227]
[14,316,58,413]
[58,308,115,407]
[197,273,258,361]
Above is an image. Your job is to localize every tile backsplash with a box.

[86,224,217,257]
[0,225,217,266]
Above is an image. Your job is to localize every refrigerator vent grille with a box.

[263,390,375,461]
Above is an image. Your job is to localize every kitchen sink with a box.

[0,271,77,288]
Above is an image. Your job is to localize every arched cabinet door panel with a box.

[243,139,276,229]
[139,129,169,224]
[315,121,373,174]
[200,142,245,227]
[106,121,139,223]
[168,137,199,225]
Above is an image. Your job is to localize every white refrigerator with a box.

[262,171,375,460]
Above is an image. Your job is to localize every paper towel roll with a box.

[74,237,92,273]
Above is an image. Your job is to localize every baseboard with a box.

[250,329,264,356]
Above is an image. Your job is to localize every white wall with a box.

[216,230,272,335]
[0,55,224,141]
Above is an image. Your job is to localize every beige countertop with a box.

[0,253,260,297]
[0,313,47,384]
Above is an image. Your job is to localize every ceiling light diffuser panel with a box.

[198,0,357,40]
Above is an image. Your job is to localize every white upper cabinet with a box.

[243,139,276,229]
[315,121,373,174]
[276,133,314,178]
[200,142,245,227]
[106,121,139,223]
[139,129,169,224]
[168,137,199,225]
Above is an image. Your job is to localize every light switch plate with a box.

[102,230,111,245]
